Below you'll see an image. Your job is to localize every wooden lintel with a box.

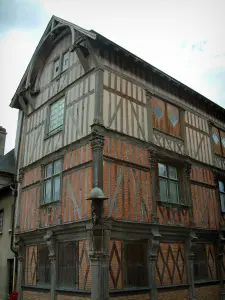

[18,96,28,115]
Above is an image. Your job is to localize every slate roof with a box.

[0,149,16,175]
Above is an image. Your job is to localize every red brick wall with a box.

[191,166,215,185]
[63,143,92,171]
[103,161,151,221]
[158,289,188,300]
[195,285,220,300]
[156,243,187,286]
[157,205,190,226]
[78,240,91,290]
[23,290,50,300]
[109,240,122,289]
[23,166,41,187]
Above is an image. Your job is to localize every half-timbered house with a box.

[11,16,225,300]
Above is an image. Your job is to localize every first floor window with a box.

[57,241,77,288]
[42,159,62,204]
[48,98,65,133]
[158,163,179,203]
[37,244,50,285]
[219,181,225,212]
[125,242,148,287]
[194,244,208,281]
[0,210,3,231]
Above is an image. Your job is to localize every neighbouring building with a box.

[0,127,16,300]
[10,15,225,300]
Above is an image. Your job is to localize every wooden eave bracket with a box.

[18,96,28,116]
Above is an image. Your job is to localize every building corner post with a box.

[148,228,161,300]
[186,232,197,300]
[217,233,225,300]
[15,237,24,300]
[44,230,56,300]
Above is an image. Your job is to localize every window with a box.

[37,244,50,285]
[48,98,65,133]
[62,51,69,72]
[125,242,148,287]
[42,159,62,204]
[158,163,179,203]
[194,244,208,281]
[152,97,181,137]
[53,57,60,79]
[0,210,3,231]
[57,241,77,288]
[219,181,225,212]
[212,126,225,156]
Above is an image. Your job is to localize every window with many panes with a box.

[57,241,77,288]
[219,181,225,212]
[42,159,62,204]
[158,163,179,204]
[212,126,225,157]
[125,242,148,287]
[37,244,50,286]
[194,244,208,281]
[48,98,65,133]
[152,97,181,137]
[0,210,3,231]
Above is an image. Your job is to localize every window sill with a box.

[44,127,63,140]
[157,200,190,210]
[40,200,60,208]
[22,285,50,291]
[194,279,219,286]
[56,288,90,294]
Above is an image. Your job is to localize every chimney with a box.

[0,127,6,156]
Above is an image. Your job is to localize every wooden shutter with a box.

[212,127,222,155]
[152,97,166,132]
[167,103,181,137]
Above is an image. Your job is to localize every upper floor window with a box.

[0,210,3,231]
[62,51,69,72]
[152,97,181,137]
[194,244,208,281]
[219,181,225,212]
[212,126,225,156]
[42,159,62,205]
[158,163,179,204]
[125,242,148,287]
[52,50,70,79]
[48,98,65,133]
[53,57,60,79]
[37,244,50,286]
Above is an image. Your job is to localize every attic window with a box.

[53,58,60,79]
[62,51,69,72]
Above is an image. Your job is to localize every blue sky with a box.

[0,0,225,153]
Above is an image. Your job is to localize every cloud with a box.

[0,0,48,34]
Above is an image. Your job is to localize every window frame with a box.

[211,125,225,157]
[51,49,70,81]
[57,240,78,289]
[37,244,51,287]
[0,209,4,232]
[123,241,148,288]
[193,244,209,281]
[41,159,62,205]
[218,180,225,213]
[47,97,65,135]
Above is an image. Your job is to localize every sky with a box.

[0,0,225,153]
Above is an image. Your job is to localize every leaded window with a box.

[37,244,50,285]
[219,181,225,212]
[125,242,148,287]
[194,244,208,281]
[48,98,65,133]
[158,163,179,204]
[42,159,62,204]
[57,241,78,288]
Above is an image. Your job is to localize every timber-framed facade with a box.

[10,16,225,300]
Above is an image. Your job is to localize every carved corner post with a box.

[15,237,24,300]
[216,233,225,300]
[186,232,198,300]
[44,230,56,300]
[148,228,161,300]
[94,67,104,125]
[184,162,195,226]
[87,125,110,300]
[145,90,154,142]
[148,147,159,224]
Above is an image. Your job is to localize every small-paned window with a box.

[57,241,77,288]
[0,210,3,231]
[48,98,65,133]
[42,159,62,204]
[158,163,179,204]
[152,97,181,137]
[37,244,50,285]
[125,242,148,287]
[219,181,225,212]
[53,57,60,79]
[62,51,69,72]
[212,126,225,156]
[194,244,208,281]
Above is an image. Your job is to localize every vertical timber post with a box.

[186,232,197,300]
[148,228,161,300]
[217,233,225,300]
[88,124,110,300]
[185,162,195,226]
[44,230,56,300]
[15,238,24,300]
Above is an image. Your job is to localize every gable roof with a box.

[10,16,225,122]
[0,149,16,175]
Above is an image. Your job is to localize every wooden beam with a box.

[74,46,90,73]
[18,96,27,115]
[25,91,35,110]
